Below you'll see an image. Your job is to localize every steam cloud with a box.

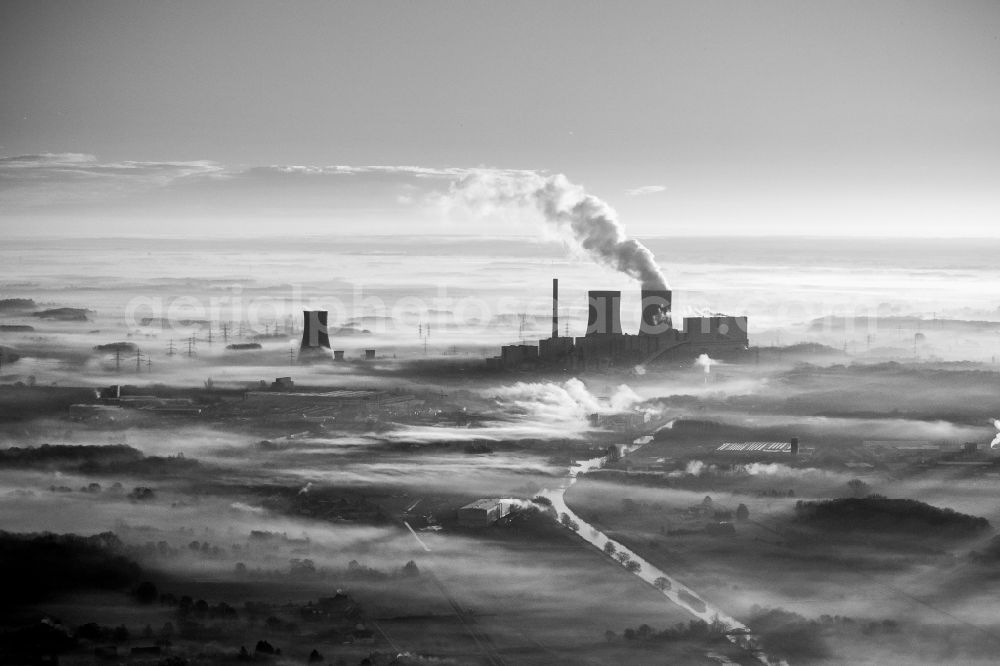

[991,419,1000,449]
[492,378,645,424]
[446,171,669,289]
[695,353,717,374]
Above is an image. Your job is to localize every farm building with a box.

[457,499,511,527]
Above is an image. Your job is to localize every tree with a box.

[625,560,641,573]
[559,512,579,531]
[654,576,671,591]
[604,629,616,643]
[615,552,630,565]
[290,558,316,576]
[847,478,870,497]
[237,646,252,662]
[134,581,158,604]
[736,503,750,521]
[309,649,324,663]
[603,541,617,556]
[402,560,420,577]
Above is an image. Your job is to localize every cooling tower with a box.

[639,289,673,334]
[586,290,622,336]
[299,310,331,359]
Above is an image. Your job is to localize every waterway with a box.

[539,435,785,666]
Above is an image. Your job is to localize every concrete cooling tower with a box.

[587,291,622,336]
[639,289,673,334]
[299,310,332,361]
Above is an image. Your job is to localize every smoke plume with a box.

[695,353,717,374]
[446,171,669,289]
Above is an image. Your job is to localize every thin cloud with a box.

[0,152,224,208]
[0,154,544,214]
[625,185,666,196]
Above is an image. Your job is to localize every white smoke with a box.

[609,384,643,412]
[444,171,669,289]
[991,419,1000,449]
[229,501,266,514]
[694,353,717,374]
[668,459,710,477]
[491,378,644,424]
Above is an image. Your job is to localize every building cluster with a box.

[488,279,749,371]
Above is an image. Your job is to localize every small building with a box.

[457,499,511,527]
[500,344,539,368]
[364,349,376,360]
[333,350,345,361]
[705,521,736,536]
[272,377,294,390]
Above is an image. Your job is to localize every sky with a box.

[1,0,999,238]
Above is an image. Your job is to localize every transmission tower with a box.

[186,337,197,357]
[221,323,230,343]
[146,358,153,373]
[134,348,143,372]
[114,348,122,372]
[167,339,177,357]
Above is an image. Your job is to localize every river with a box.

[539,435,786,666]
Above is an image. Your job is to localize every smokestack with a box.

[299,310,331,359]
[790,437,799,456]
[587,291,622,336]
[640,289,673,334]
[552,278,559,339]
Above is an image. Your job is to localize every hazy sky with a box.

[1,1,999,237]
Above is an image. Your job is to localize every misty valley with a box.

[2,237,1000,666]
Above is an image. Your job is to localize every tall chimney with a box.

[586,291,622,336]
[640,289,673,334]
[552,278,559,339]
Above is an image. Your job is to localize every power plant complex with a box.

[296,279,749,372]
[486,279,749,371]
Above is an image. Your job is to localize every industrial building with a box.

[457,499,511,527]
[488,278,749,370]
